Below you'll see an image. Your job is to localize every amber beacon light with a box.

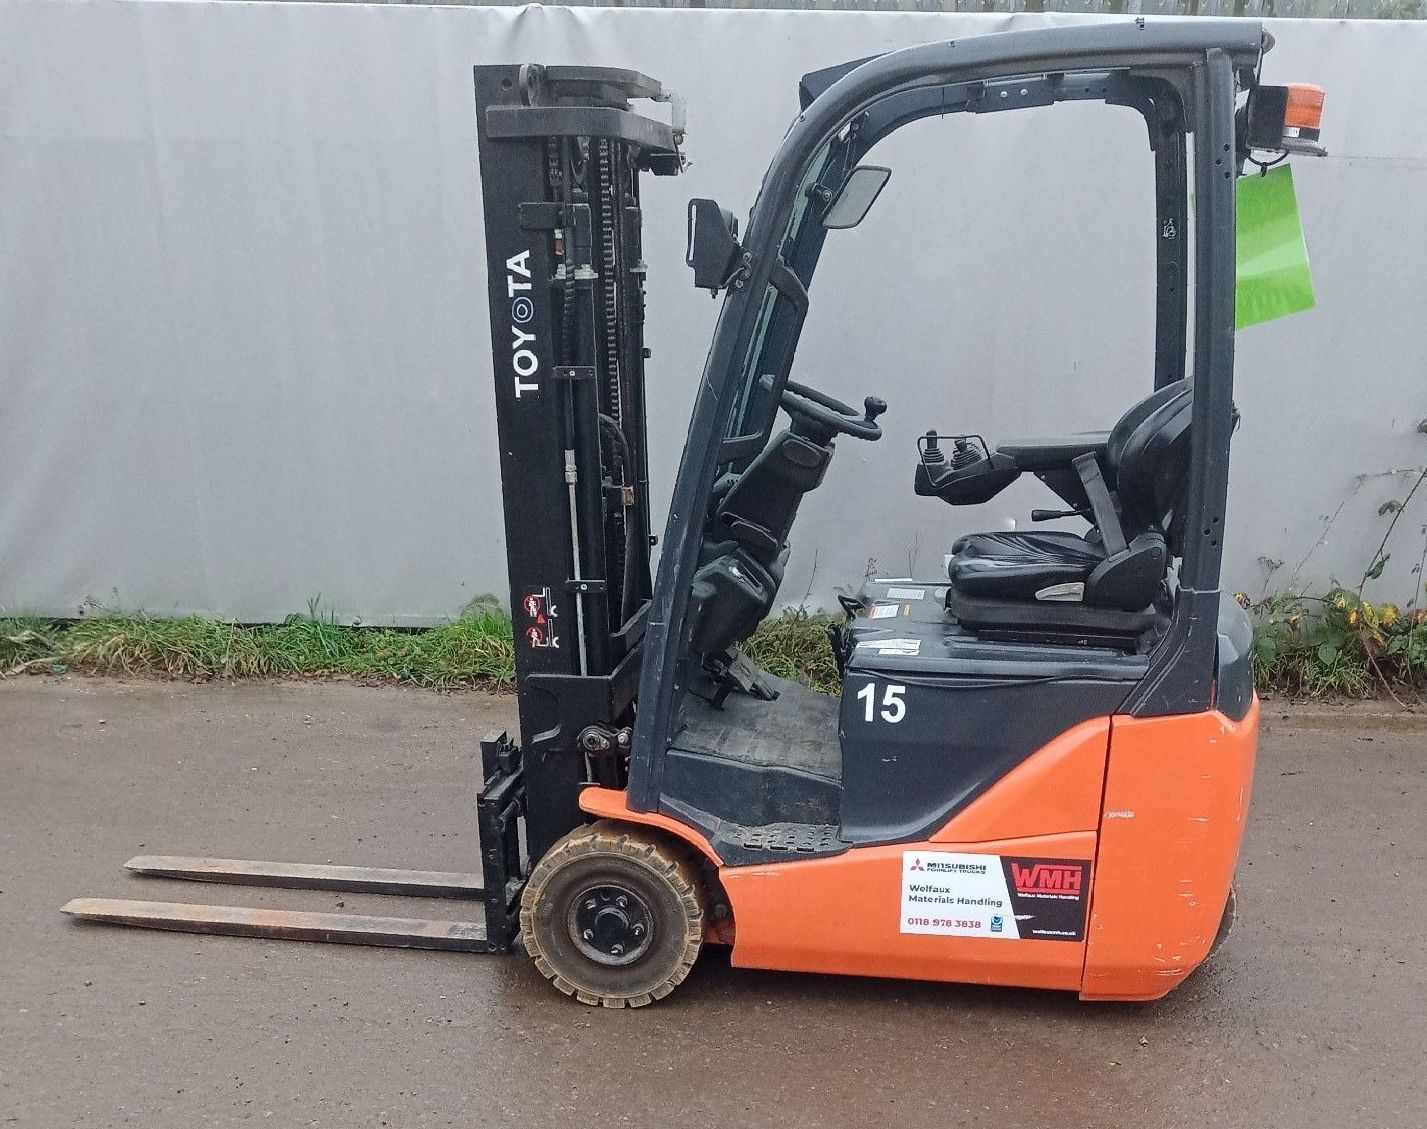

[1248,83,1327,156]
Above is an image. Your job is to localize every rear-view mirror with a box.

[822,165,892,229]
[686,198,743,292]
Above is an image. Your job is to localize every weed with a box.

[1247,588,1427,700]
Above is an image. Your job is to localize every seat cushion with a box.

[947,530,1105,602]
[949,529,1099,558]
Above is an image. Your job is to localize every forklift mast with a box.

[473,65,684,864]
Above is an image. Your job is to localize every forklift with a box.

[66,20,1325,1007]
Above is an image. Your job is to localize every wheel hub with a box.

[569,884,654,966]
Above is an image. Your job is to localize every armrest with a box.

[1072,452,1127,556]
[914,447,1019,506]
[998,432,1110,472]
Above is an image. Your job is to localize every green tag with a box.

[1235,164,1315,330]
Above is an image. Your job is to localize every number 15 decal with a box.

[857,681,906,723]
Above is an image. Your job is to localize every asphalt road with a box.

[3,678,1424,1128]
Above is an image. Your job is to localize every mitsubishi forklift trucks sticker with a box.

[900,852,1090,941]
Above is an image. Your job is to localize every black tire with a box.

[1207,885,1238,961]
[520,821,705,1008]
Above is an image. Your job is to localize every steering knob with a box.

[863,396,888,423]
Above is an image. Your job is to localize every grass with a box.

[1,604,517,689]
[742,608,841,694]
[4,595,1425,701]
[0,604,837,692]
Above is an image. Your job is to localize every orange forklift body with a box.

[583,698,1258,1000]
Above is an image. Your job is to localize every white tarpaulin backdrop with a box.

[2,1,1424,624]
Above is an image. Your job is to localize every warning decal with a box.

[855,637,920,656]
[900,851,1090,941]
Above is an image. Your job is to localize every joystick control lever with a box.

[914,429,1021,506]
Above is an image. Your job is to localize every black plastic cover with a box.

[1215,598,1255,721]
[848,580,1152,678]
[839,668,1126,843]
[946,589,1161,646]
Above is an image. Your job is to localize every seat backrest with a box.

[1105,379,1191,482]
[1115,386,1194,548]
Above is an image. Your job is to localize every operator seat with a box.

[947,382,1192,614]
[949,379,1190,566]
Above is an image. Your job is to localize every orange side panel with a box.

[581,789,1094,990]
[720,832,1095,989]
[1080,699,1260,1001]
[931,717,1110,843]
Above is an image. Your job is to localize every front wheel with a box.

[520,821,706,1008]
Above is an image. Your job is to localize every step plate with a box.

[125,856,483,899]
[62,898,490,952]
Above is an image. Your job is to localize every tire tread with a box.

[520,821,705,1009]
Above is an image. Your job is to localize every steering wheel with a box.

[778,378,887,442]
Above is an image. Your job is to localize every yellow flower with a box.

[1348,609,1360,628]
[1380,604,1401,628]
[1333,595,1347,610]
